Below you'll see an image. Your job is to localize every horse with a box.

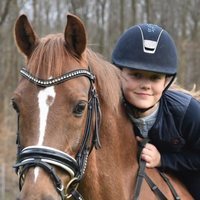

[12,13,193,200]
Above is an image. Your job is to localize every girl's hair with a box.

[170,83,200,101]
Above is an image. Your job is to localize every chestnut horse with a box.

[12,14,192,200]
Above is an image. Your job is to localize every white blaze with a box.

[34,86,56,182]
[37,86,56,145]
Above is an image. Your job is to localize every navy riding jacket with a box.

[132,90,200,172]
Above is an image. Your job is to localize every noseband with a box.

[14,67,101,200]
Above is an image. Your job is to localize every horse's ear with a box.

[64,14,87,57]
[14,14,38,57]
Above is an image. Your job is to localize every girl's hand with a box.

[136,136,161,168]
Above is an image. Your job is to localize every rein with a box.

[14,67,101,200]
[134,138,181,200]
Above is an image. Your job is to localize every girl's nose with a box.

[140,77,151,89]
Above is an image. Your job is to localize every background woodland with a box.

[1,0,200,199]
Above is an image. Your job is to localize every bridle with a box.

[14,67,102,200]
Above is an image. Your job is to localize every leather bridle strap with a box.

[134,138,180,200]
[133,159,146,199]
[144,173,167,200]
[14,67,101,200]
[17,160,64,193]
[20,68,95,87]
[133,138,150,199]
[71,189,84,200]
[159,172,181,200]
[133,138,167,200]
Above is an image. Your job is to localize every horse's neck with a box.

[80,104,138,200]
[101,103,138,164]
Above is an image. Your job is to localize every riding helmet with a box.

[112,24,178,75]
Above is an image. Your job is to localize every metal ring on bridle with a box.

[64,177,79,199]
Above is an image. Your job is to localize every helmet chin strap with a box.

[123,74,176,116]
[164,74,176,91]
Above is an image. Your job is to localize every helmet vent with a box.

[137,25,163,54]
[143,40,157,54]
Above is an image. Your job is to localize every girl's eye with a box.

[73,101,87,117]
[131,73,142,79]
[150,75,162,81]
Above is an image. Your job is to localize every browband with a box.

[20,67,95,87]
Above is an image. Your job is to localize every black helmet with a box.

[112,24,177,75]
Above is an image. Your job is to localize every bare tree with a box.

[0,0,13,26]
[120,0,125,32]
[131,0,137,24]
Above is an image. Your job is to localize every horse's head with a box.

[13,14,102,200]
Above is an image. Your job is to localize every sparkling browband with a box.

[20,67,95,87]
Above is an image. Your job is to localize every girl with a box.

[112,23,200,199]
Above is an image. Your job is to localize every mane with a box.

[86,49,122,111]
[26,33,122,112]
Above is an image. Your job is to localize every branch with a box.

[0,0,12,26]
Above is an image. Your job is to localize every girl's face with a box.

[121,68,169,114]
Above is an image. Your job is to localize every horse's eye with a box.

[73,101,87,117]
[11,99,20,113]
